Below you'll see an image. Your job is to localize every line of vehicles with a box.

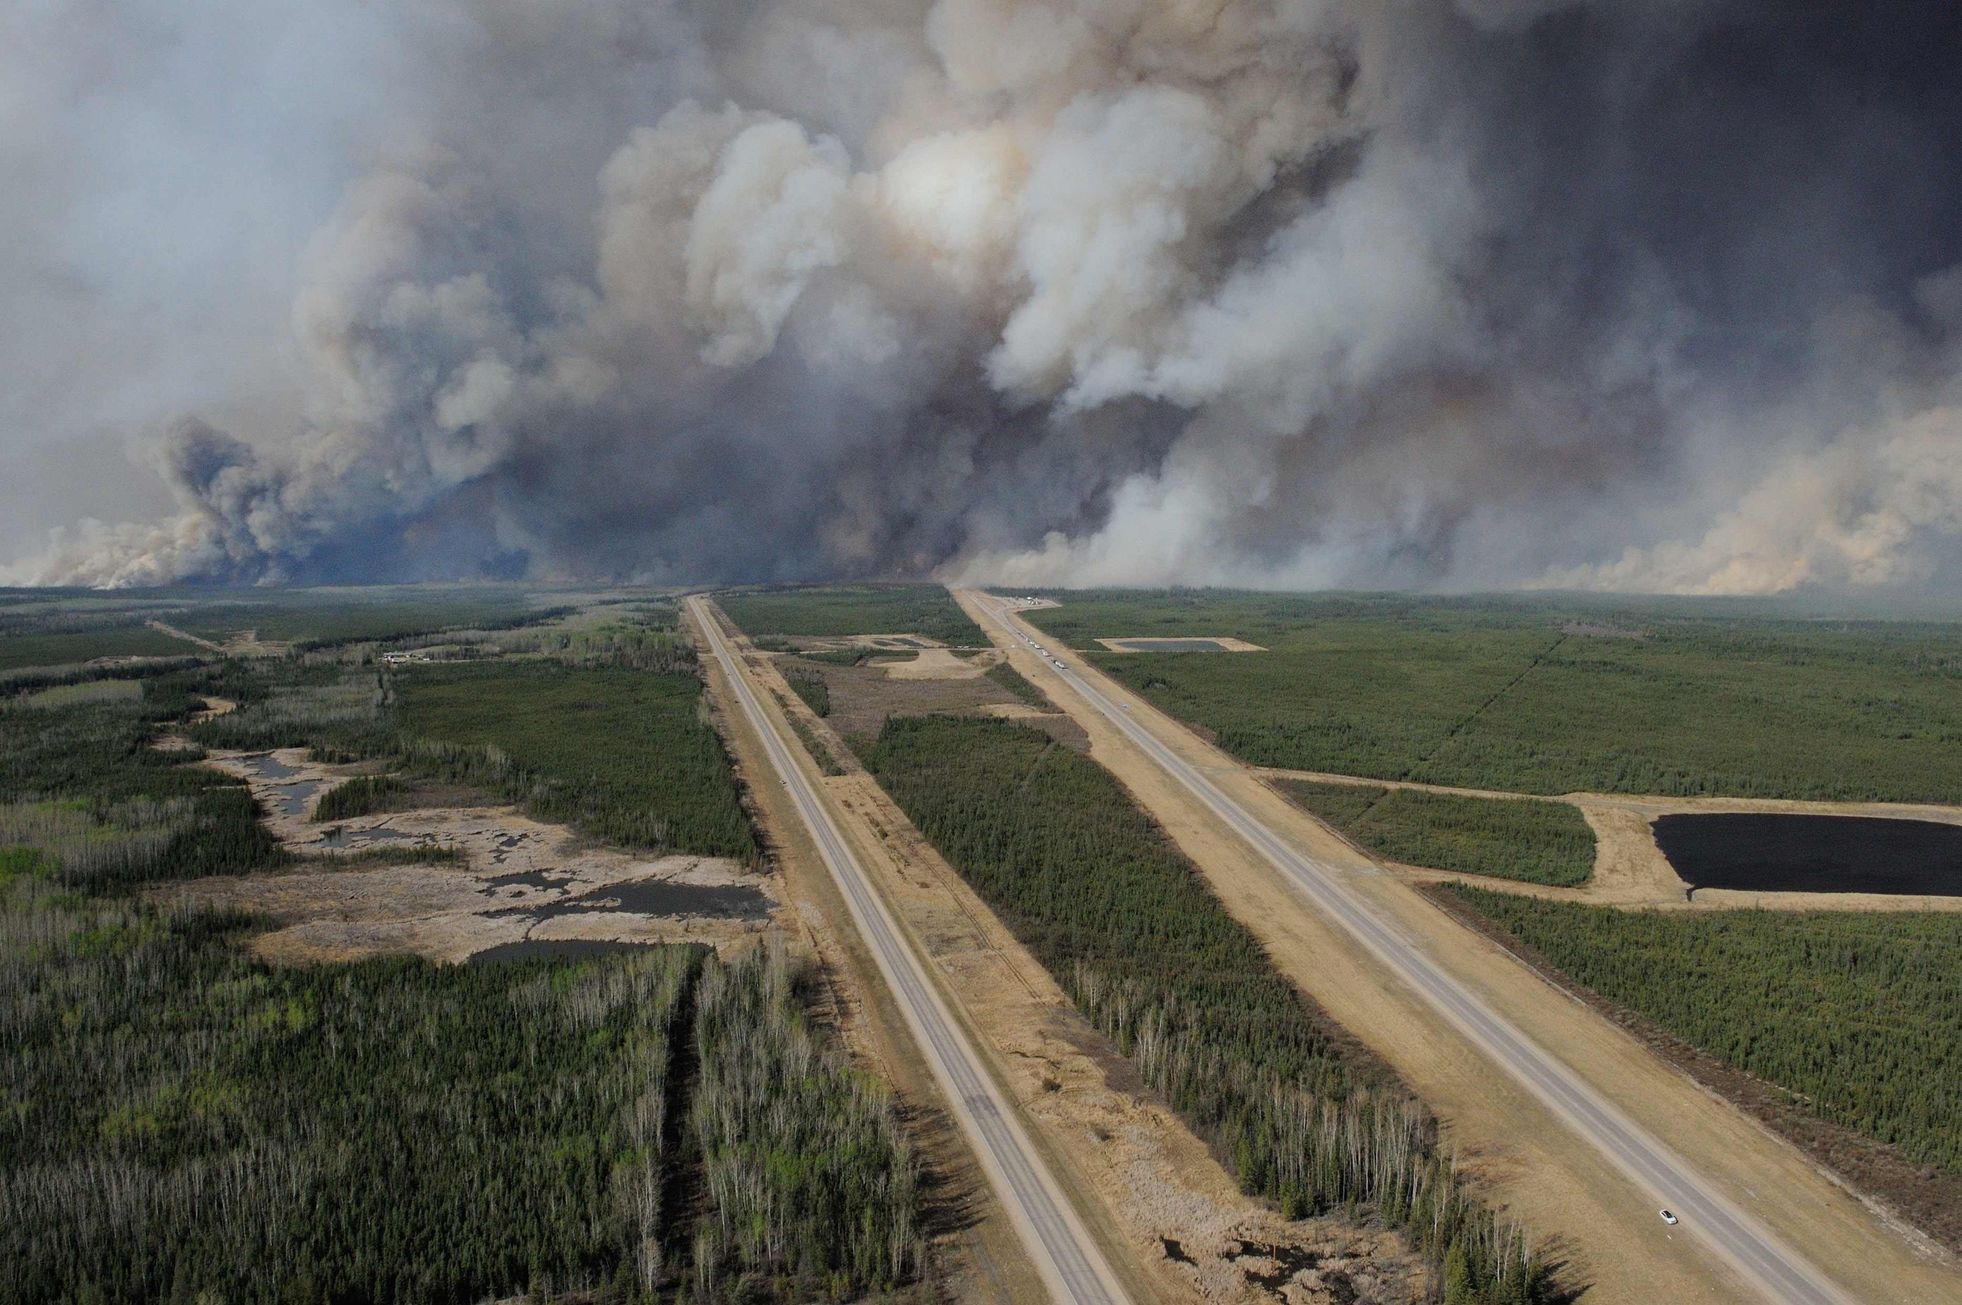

[1018,630,1065,670]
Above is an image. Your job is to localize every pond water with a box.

[255,779,324,816]
[316,825,433,849]
[467,939,661,966]
[1653,813,1962,896]
[236,752,302,779]
[490,877,770,922]
[1107,638,1235,653]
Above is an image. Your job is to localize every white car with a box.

[1659,1209,1678,1226]
[1053,661,1067,670]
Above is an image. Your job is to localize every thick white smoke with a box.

[7,0,1962,596]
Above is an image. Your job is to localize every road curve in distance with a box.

[964,589,1854,1305]
[689,596,1131,1305]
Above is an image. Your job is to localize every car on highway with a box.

[1053,661,1067,669]
[1660,1209,1679,1226]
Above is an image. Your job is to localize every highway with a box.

[966,591,1854,1305]
[689,597,1131,1305]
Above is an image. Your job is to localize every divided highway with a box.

[966,591,1855,1305]
[689,596,1131,1305]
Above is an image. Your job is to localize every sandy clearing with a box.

[714,603,1434,1304]
[955,588,1961,1305]
[164,747,775,965]
[883,647,996,679]
[145,618,225,652]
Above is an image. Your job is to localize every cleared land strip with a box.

[689,596,1130,1305]
[960,588,1953,1305]
[144,618,226,652]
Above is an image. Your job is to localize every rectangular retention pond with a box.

[1104,638,1239,652]
[1653,813,1962,896]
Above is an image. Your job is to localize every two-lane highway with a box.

[965,590,1854,1305]
[689,596,1131,1305]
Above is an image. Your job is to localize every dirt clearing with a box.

[159,747,776,965]
[882,647,996,679]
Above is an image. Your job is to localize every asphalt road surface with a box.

[690,597,1131,1305]
[967,591,1854,1305]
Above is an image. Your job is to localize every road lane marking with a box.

[691,597,1130,1305]
[967,591,1852,1305]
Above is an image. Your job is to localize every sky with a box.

[5,0,1961,596]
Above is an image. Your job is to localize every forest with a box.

[1022,590,1962,803]
[187,656,755,864]
[1277,780,1596,887]
[310,773,405,823]
[0,602,926,1302]
[716,585,985,647]
[0,584,588,669]
[783,666,832,717]
[984,660,1048,707]
[1447,888,1962,1178]
[391,662,757,862]
[2,880,922,1302]
[864,713,1549,1304]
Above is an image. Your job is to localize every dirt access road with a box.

[955,587,1959,1305]
[689,596,1132,1305]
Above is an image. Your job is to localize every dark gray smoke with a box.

[7,0,1962,594]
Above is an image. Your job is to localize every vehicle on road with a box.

[969,590,1854,1305]
[1661,1210,1679,1226]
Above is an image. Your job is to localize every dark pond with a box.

[316,825,433,849]
[262,781,324,816]
[236,752,302,779]
[468,939,660,966]
[1653,814,1962,896]
[489,877,770,922]
[1108,638,1234,653]
[480,869,574,893]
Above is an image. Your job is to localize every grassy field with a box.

[1446,888,1962,1178]
[1278,781,1596,887]
[866,713,1547,1303]
[1021,590,1962,803]
[718,585,984,646]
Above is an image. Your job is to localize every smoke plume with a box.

[6,0,1962,595]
